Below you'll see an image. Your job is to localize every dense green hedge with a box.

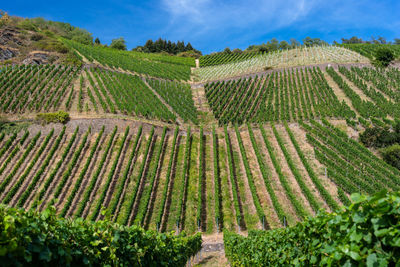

[0,205,202,266]
[36,111,70,124]
[224,191,400,266]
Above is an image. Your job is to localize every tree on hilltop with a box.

[110,37,126,50]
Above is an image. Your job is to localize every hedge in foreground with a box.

[0,205,202,266]
[224,191,400,266]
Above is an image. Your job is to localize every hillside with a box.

[1,14,400,266]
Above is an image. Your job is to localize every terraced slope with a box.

[194,46,367,82]
[1,119,386,234]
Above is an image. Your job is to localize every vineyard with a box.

[204,66,355,125]
[63,39,193,81]
[199,52,262,67]
[342,43,400,60]
[0,120,379,235]
[194,46,367,81]
[1,18,400,265]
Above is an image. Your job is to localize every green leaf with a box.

[367,254,378,267]
[349,251,361,261]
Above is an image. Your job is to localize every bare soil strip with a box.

[231,130,261,230]
[288,123,342,204]
[255,125,298,225]
[276,124,329,210]
[241,129,281,229]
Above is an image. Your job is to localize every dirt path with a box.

[190,83,217,126]
[189,233,229,267]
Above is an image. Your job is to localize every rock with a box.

[0,28,22,46]
[0,47,17,60]
[22,52,57,65]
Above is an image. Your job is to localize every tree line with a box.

[132,38,201,56]
[340,36,400,45]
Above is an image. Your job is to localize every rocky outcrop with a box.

[0,46,17,60]
[22,51,57,65]
[0,27,22,46]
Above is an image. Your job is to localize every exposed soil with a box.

[241,129,281,229]
[288,123,341,204]
[231,130,261,230]
[275,124,329,210]
[255,125,299,225]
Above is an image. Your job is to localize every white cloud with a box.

[162,0,316,31]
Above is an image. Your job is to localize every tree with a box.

[341,36,363,44]
[224,47,232,54]
[185,42,193,51]
[394,38,400,45]
[290,38,300,48]
[232,48,242,54]
[279,40,290,50]
[95,38,100,45]
[378,36,387,44]
[381,144,400,170]
[177,41,185,53]
[110,37,127,50]
[374,48,395,67]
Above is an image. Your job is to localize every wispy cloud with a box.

[162,0,315,30]
[160,0,318,51]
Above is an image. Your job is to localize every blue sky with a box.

[3,0,400,54]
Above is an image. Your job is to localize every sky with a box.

[2,0,400,54]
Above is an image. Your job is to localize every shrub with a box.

[359,126,399,148]
[17,19,37,31]
[36,111,70,124]
[381,144,400,170]
[0,205,202,266]
[30,33,44,41]
[224,191,400,266]
[373,48,395,67]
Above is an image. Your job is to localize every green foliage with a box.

[224,191,400,266]
[199,52,261,67]
[0,204,202,266]
[36,111,70,124]
[373,48,395,67]
[380,144,400,170]
[134,38,200,56]
[205,67,354,125]
[360,125,400,148]
[146,78,198,124]
[110,37,127,50]
[63,39,193,80]
[33,38,69,53]
[342,43,400,61]
[156,126,178,230]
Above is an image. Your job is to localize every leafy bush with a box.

[17,19,37,31]
[224,191,400,266]
[359,125,400,148]
[34,39,69,53]
[0,205,202,266]
[373,48,395,67]
[30,33,44,41]
[381,144,400,170]
[36,111,70,124]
